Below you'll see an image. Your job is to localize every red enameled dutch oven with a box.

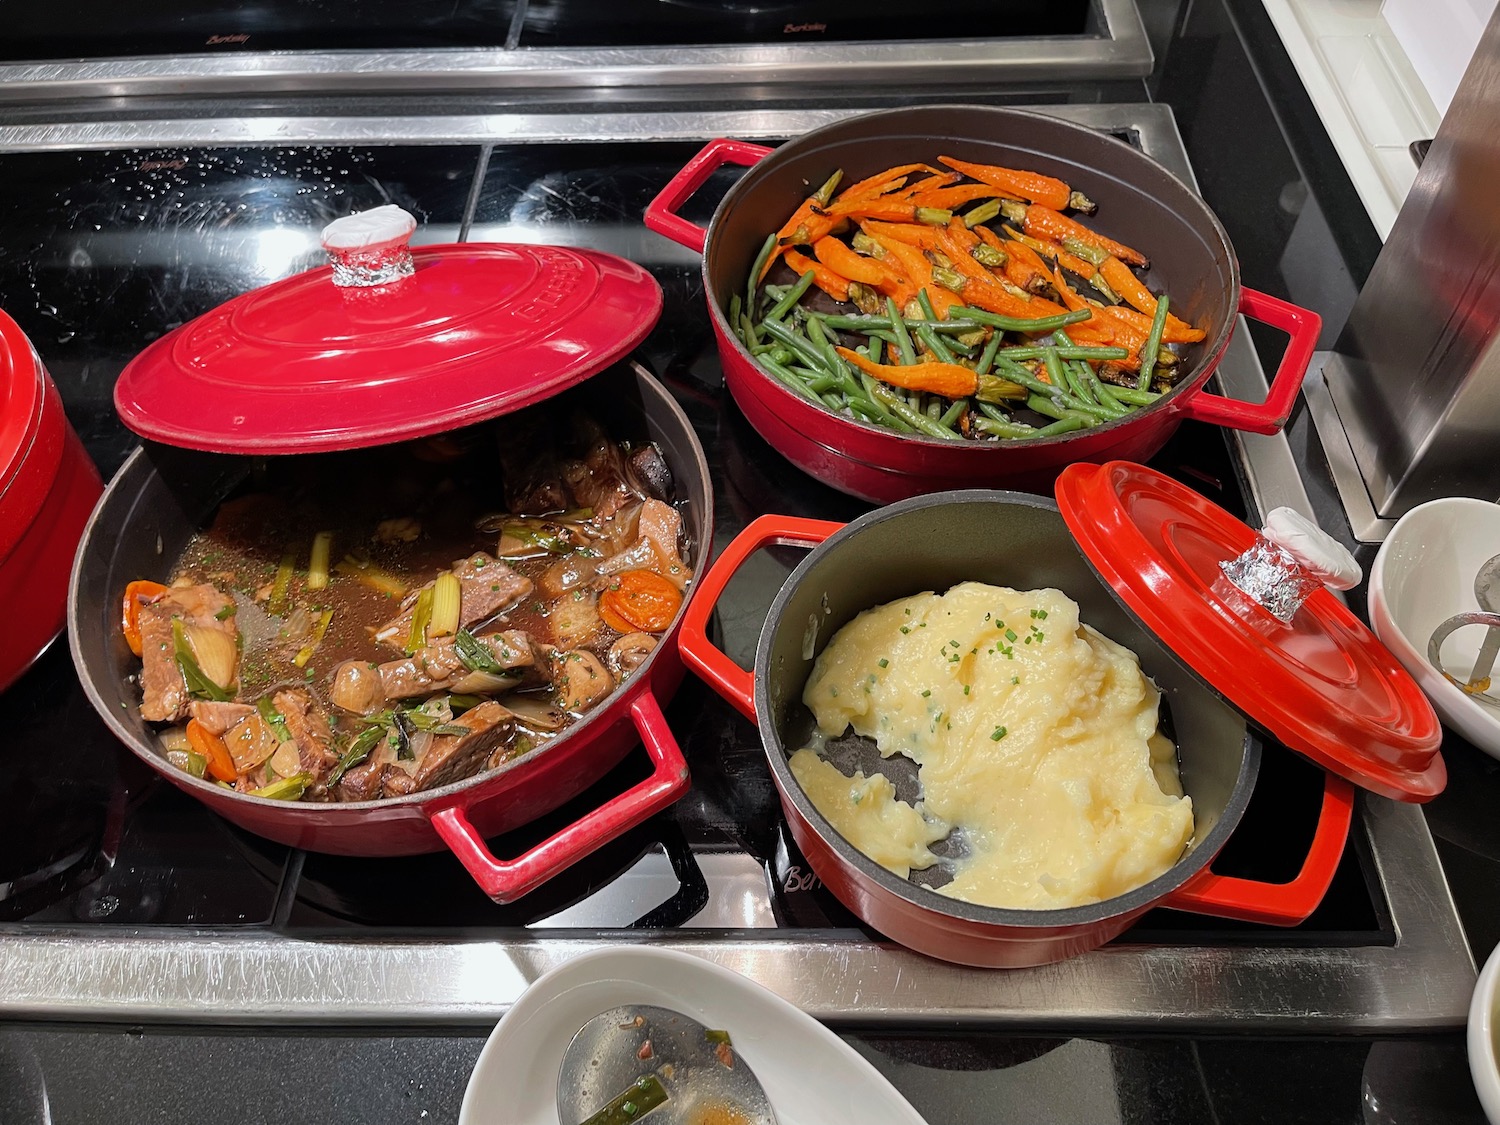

[679,469,1444,968]
[68,229,712,904]
[0,308,104,692]
[645,105,1322,503]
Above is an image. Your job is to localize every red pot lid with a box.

[0,309,51,560]
[1055,460,1445,802]
[114,215,662,454]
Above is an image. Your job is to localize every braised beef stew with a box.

[121,404,693,803]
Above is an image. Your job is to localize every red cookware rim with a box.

[114,242,664,455]
[752,487,1260,927]
[703,104,1241,447]
[71,362,711,813]
[1055,460,1445,802]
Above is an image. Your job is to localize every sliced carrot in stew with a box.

[121,579,170,657]
[186,718,239,783]
[599,570,684,635]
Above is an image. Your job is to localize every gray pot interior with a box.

[69,360,713,811]
[755,489,1259,927]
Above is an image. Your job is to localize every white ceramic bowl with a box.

[1369,497,1500,758]
[458,946,929,1125]
[1470,941,1500,1123]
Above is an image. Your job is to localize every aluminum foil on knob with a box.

[1221,506,1362,623]
[320,204,418,288]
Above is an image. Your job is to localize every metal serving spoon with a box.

[1428,552,1500,704]
[557,1004,776,1125]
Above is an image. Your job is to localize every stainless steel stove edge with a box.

[0,0,1151,103]
[0,801,1473,1030]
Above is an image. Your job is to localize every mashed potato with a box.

[789,582,1193,910]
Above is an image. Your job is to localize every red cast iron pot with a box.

[0,308,104,692]
[68,361,710,904]
[645,105,1322,503]
[679,490,1354,968]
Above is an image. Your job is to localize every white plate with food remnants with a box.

[458,946,929,1125]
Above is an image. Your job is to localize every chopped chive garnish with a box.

[991,726,1008,741]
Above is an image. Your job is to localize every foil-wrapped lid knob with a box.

[320,204,418,288]
[1220,506,1361,623]
[1261,507,1362,591]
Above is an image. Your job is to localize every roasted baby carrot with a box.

[1011,202,1147,267]
[783,248,850,302]
[833,163,936,202]
[1096,256,1204,340]
[937,155,1078,212]
[813,236,895,286]
[834,347,985,400]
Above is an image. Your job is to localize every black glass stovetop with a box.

[0,139,1389,947]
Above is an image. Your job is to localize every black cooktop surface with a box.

[0,137,1387,947]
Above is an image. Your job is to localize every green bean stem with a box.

[885,297,919,365]
[1138,293,1171,391]
[765,270,817,323]
[951,306,1093,334]
[746,232,777,318]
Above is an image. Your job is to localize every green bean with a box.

[1025,394,1098,428]
[1081,366,1130,417]
[916,324,957,365]
[761,317,828,372]
[766,270,817,323]
[950,306,1093,334]
[1106,386,1162,406]
[973,416,1038,439]
[756,355,822,404]
[1138,293,1171,391]
[996,358,1116,422]
[977,401,1015,424]
[940,398,968,427]
[1040,348,1076,401]
[1037,415,1090,437]
[885,297,919,365]
[821,315,986,335]
[729,293,743,335]
[976,331,1003,376]
[869,383,959,439]
[997,344,1130,362]
[858,373,915,432]
[746,232,777,319]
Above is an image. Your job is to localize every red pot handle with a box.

[678,514,844,723]
[428,691,690,904]
[644,138,775,255]
[1179,287,1321,435]
[1160,770,1355,926]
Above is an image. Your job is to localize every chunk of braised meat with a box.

[188,700,255,737]
[333,753,387,803]
[405,700,514,793]
[626,444,673,502]
[138,583,238,723]
[272,689,340,788]
[330,630,537,714]
[374,552,533,652]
